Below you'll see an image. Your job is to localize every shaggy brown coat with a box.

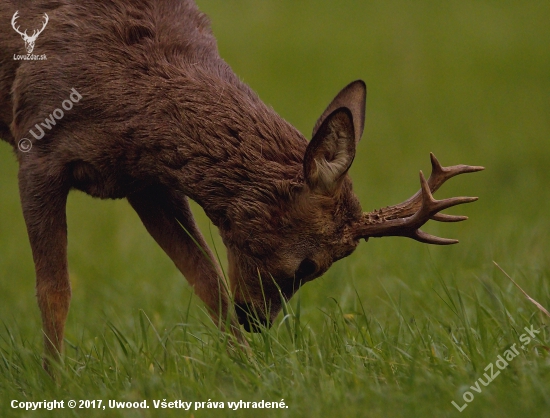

[0,0,482,369]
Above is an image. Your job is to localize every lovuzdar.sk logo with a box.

[11,10,49,61]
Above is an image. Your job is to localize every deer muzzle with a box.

[235,302,271,332]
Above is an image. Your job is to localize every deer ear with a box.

[312,80,366,143]
[304,107,356,195]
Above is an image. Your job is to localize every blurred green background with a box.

[0,1,549,417]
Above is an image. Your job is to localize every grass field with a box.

[1,1,549,417]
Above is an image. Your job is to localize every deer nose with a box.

[235,302,270,332]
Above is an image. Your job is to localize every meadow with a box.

[1,1,549,417]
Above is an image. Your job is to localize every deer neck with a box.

[157,67,308,227]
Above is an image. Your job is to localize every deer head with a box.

[11,11,49,54]
[224,80,483,331]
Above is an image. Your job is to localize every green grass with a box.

[1,1,549,417]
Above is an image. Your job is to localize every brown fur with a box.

[1,0,481,368]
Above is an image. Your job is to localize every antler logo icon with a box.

[11,11,49,54]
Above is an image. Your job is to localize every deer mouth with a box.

[235,302,271,332]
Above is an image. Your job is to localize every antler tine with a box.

[431,213,468,222]
[11,11,27,37]
[427,152,484,195]
[38,13,49,34]
[412,230,458,245]
[405,170,477,244]
[11,10,19,26]
[418,171,478,217]
[30,13,49,39]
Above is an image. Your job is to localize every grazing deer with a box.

[0,0,483,368]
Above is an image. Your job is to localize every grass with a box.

[1,0,549,417]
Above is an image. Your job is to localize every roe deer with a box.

[0,0,483,369]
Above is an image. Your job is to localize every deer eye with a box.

[295,258,317,279]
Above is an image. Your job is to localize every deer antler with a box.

[31,13,49,39]
[352,153,484,245]
[11,11,28,38]
[11,11,49,40]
